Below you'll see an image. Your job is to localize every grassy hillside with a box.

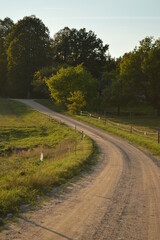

[0,99,96,219]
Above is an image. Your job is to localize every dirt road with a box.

[1,100,160,240]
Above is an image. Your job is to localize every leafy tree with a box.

[142,39,160,115]
[52,27,109,77]
[103,55,117,73]
[119,38,153,104]
[32,64,70,98]
[119,51,144,104]
[0,18,14,37]
[47,64,98,110]
[0,18,14,96]
[101,70,126,115]
[0,34,7,96]
[119,36,160,114]
[67,90,86,114]
[6,16,52,97]
[32,67,57,98]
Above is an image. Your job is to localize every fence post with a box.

[81,131,84,140]
[75,139,77,155]
[158,130,160,144]
[40,150,43,176]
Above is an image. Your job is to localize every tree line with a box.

[0,16,160,114]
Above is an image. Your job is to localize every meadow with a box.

[0,99,95,219]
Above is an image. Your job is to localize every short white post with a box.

[40,150,43,176]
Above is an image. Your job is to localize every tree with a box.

[0,18,14,96]
[103,55,117,73]
[119,51,144,104]
[119,36,160,114]
[6,16,52,97]
[32,67,57,98]
[47,64,98,110]
[101,69,126,115]
[32,64,69,98]
[100,56,125,115]
[0,18,14,37]
[52,27,109,77]
[67,90,86,114]
[142,39,160,115]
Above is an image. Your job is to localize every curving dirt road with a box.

[1,99,160,240]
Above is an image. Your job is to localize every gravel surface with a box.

[1,99,160,240]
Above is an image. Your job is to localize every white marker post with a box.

[40,151,43,176]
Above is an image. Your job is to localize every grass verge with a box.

[0,99,97,221]
[36,99,160,160]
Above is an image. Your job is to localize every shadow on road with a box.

[20,217,73,240]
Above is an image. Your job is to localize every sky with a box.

[0,0,160,58]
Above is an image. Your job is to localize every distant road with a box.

[2,99,160,240]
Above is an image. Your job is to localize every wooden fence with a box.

[80,111,159,143]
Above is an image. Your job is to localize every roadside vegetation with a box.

[0,99,96,219]
[36,99,160,160]
[76,114,160,159]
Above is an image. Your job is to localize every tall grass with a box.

[36,99,160,160]
[75,115,160,159]
[0,99,96,218]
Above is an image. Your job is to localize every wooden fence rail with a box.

[80,111,159,143]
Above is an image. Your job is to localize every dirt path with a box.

[1,99,160,240]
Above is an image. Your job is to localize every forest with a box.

[0,15,160,115]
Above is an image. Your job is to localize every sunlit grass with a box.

[75,115,160,159]
[36,99,160,160]
[0,99,96,218]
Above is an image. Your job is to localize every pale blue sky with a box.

[0,0,160,58]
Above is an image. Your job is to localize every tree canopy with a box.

[0,17,14,96]
[142,39,160,114]
[32,65,69,98]
[67,90,86,114]
[47,64,98,111]
[119,36,160,114]
[6,16,52,97]
[0,15,160,116]
[52,27,109,77]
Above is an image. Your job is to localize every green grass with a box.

[36,99,160,160]
[36,99,66,113]
[0,99,97,219]
[76,115,160,157]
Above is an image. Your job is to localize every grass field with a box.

[0,99,96,220]
[36,99,160,160]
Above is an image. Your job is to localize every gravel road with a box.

[1,99,160,240]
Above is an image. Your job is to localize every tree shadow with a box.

[20,217,73,240]
[0,99,32,116]
[95,195,112,201]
